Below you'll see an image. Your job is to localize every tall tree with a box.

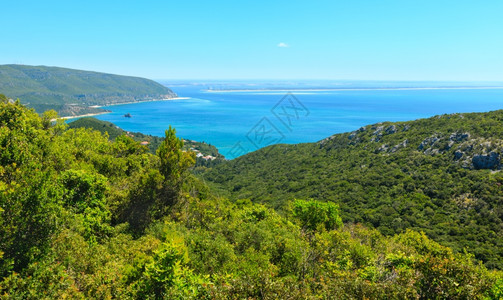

[156,126,195,206]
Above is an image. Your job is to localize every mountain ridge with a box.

[0,64,177,116]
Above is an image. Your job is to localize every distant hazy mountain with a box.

[0,64,176,116]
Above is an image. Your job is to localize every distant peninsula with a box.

[206,86,503,93]
[0,64,177,117]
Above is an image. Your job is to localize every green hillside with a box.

[1,98,502,299]
[202,110,503,269]
[67,117,226,166]
[0,64,176,116]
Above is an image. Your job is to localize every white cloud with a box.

[277,42,289,48]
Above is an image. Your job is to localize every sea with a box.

[94,81,503,159]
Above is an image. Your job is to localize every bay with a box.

[96,84,503,159]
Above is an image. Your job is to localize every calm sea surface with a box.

[95,84,503,159]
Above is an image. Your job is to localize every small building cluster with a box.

[191,148,216,160]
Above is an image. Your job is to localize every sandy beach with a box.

[54,112,110,121]
[54,97,192,121]
[93,97,191,108]
[205,87,503,93]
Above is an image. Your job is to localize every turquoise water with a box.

[96,85,503,159]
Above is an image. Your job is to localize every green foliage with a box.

[0,100,60,275]
[203,110,503,269]
[131,237,211,299]
[68,117,226,166]
[293,199,343,232]
[68,117,126,140]
[1,101,502,299]
[59,169,111,242]
[157,126,195,185]
[486,276,503,299]
[137,238,188,297]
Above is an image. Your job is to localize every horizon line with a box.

[155,78,503,83]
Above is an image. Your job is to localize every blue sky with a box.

[1,0,502,81]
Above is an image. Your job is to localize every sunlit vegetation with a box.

[68,117,225,167]
[1,98,502,298]
[203,111,503,270]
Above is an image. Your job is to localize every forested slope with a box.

[202,110,503,269]
[0,97,502,298]
[0,65,176,116]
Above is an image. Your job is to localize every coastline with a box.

[205,87,503,93]
[93,97,191,108]
[56,111,110,121]
[55,97,191,121]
